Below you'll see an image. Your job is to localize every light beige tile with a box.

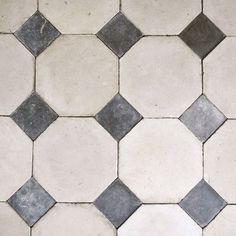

[36,35,118,116]
[0,203,29,236]
[205,120,236,203]
[122,0,200,35]
[119,119,202,203]
[0,35,34,115]
[118,205,202,236]
[120,37,201,117]
[0,0,37,33]
[39,0,119,34]
[0,118,32,200]
[33,204,115,236]
[204,37,236,118]
[204,206,236,236]
[34,118,117,202]
[204,0,236,35]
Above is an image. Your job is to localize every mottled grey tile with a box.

[15,11,60,56]
[95,94,142,141]
[180,95,226,142]
[179,179,226,228]
[179,13,225,58]
[94,179,141,228]
[11,92,58,140]
[8,177,56,226]
[96,12,142,57]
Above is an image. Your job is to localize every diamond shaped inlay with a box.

[180,95,226,142]
[15,11,60,56]
[8,177,56,226]
[179,179,226,228]
[95,94,142,141]
[94,179,141,228]
[179,13,225,59]
[11,92,58,141]
[96,12,142,57]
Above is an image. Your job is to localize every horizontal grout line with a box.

[142,202,178,205]
[57,201,93,204]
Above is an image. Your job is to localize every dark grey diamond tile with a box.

[179,179,226,228]
[95,94,142,141]
[8,178,56,226]
[96,12,142,57]
[11,92,58,140]
[180,95,226,142]
[94,179,141,228]
[15,11,60,56]
[179,13,225,58]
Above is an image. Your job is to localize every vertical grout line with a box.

[201,0,203,13]
[33,57,36,91]
[202,143,204,179]
[118,58,120,93]
[37,0,39,10]
[201,59,204,94]
[31,141,35,177]
[30,227,32,236]
[119,0,122,12]
[117,141,120,178]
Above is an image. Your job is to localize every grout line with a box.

[201,59,204,93]
[142,202,178,205]
[119,0,122,11]
[117,142,120,177]
[118,58,120,93]
[31,142,35,177]
[57,201,93,204]
[202,143,204,178]
[144,117,179,119]
[201,0,203,12]
[33,57,36,91]
[37,0,39,10]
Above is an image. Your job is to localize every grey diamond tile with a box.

[8,177,56,226]
[94,179,141,228]
[179,179,226,228]
[180,95,226,142]
[95,94,142,141]
[11,92,58,140]
[15,11,60,56]
[179,13,225,58]
[96,12,142,57]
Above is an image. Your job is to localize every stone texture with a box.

[95,179,141,228]
[180,179,226,228]
[11,92,58,141]
[97,12,142,57]
[8,177,56,226]
[95,94,142,141]
[179,13,225,58]
[180,95,226,142]
[15,11,60,56]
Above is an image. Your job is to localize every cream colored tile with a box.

[36,35,118,116]
[0,203,29,236]
[204,37,236,118]
[205,120,236,203]
[33,204,115,236]
[0,0,37,33]
[204,206,236,236]
[39,0,119,34]
[120,37,201,117]
[119,119,202,203]
[0,118,32,200]
[0,35,34,115]
[118,205,202,236]
[122,0,200,35]
[34,118,117,202]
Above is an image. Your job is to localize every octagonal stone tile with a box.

[119,119,202,203]
[33,204,115,236]
[205,120,236,203]
[0,0,36,33]
[0,35,34,115]
[0,118,32,200]
[120,37,201,117]
[204,37,236,118]
[118,205,202,236]
[36,35,118,116]
[0,203,29,236]
[122,0,200,35]
[39,0,119,34]
[34,118,117,202]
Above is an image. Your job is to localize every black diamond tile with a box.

[96,12,142,57]
[15,11,60,56]
[95,94,142,141]
[94,179,141,228]
[8,178,56,226]
[179,179,226,228]
[180,95,226,142]
[11,92,58,140]
[179,13,225,58]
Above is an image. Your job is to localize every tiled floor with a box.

[1,0,236,235]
